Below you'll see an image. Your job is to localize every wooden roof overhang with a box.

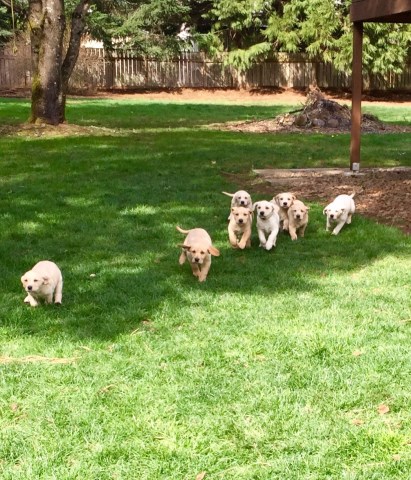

[351,0,411,23]
[349,0,411,171]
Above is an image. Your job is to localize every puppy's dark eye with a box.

[200,251,205,255]
[33,279,38,282]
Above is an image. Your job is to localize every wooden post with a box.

[350,21,363,171]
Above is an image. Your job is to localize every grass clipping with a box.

[0,355,77,364]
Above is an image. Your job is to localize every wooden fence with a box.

[1,44,411,91]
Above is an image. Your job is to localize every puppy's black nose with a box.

[330,214,334,219]
[239,218,243,223]
[27,285,32,291]
[296,214,301,219]
[260,212,265,216]
[240,201,245,205]
[194,257,200,262]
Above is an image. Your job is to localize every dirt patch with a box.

[3,86,411,106]
[224,167,411,235]
[91,86,411,107]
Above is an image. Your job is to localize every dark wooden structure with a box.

[349,0,411,171]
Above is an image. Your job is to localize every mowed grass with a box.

[0,96,410,479]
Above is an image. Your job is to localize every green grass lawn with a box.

[0,96,410,479]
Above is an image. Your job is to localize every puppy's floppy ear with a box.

[291,194,296,201]
[323,207,328,215]
[252,202,258,212]
[208,246,220,257]
[42,276,50,285]
[178,243,191,251]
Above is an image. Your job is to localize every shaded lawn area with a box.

[0,98,410,479]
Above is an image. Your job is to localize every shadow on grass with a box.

[0,133,409,341]
[0,98,290,130]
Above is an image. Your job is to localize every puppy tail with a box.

[222,191,234,198]
[350,192,356,199]
[176,226,190,234]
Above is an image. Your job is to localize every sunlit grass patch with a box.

[0,97,410,479]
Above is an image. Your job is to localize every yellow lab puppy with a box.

[21,260,63,307]
[176,226,220,282]
[287,200,309,240]
[273,192,296,231]
[228,206,253,249]
[323,193,355,235]
[222,190,253,210]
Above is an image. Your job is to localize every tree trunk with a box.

[59,0,90,122]
[28,0,90,125]
[29,0,65,124]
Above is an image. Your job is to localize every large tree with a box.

[28,0,92,124]
[26,0,193,124]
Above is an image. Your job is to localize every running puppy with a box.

[222,190,253,210]
[288,200,309,240]
[323,193,355,235]
[273,192,296,231]
[223,190,253,220]
[253,200,280,251]
[228,206,253,249]
[21,260,63,307]
[176,226,220,282]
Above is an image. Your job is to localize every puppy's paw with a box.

[229,240,238,248]
[291,234,298,241]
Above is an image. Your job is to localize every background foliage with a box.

[2,0,410,76]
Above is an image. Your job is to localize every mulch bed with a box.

[224,167,411,235]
